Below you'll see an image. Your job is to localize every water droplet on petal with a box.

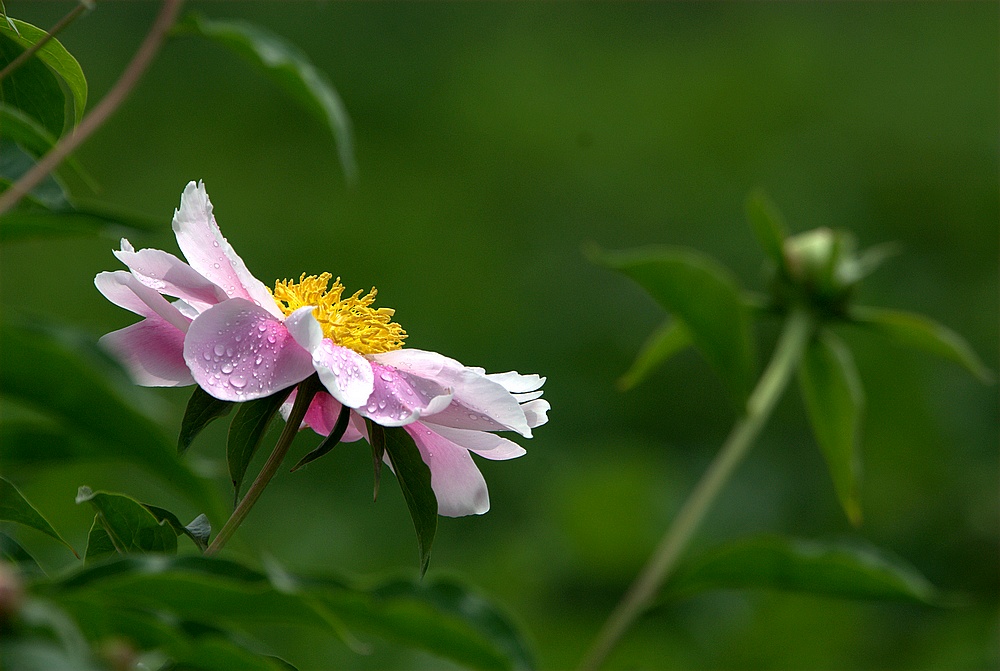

[379,372,393,382]
[231,375,247,389]
[202,352,212,361]
[213,344,226,356]
[258,323,268,332]
[255,356,263,366]
[225,347,234,357]
[378,399,387,409]
[468,412,478,420]
[234,334,242,342]
[367,402,378,413]
[267,335,276,344]
[213,262,220,269]
[206,378,215,386]
[221,362,233,374]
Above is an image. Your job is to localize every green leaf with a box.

[378,425,438,576]
[667,535,939,605]
[51,555,532,671]
[0,18,87,129]
[0,319,216,512]
[179,385,235,455]
[849,306,994,383]
[1,140,70,209]
[83,516,117,564]
[0,103,93,188]
[145,506,211,551]
[798,330,864,526]
[228,388,293,504]
[0,202,162,243]
[0,476,76,556]
[617,318,692,391]
[1,530,44,575]
[745,190,788,269]
[369,417,385,502]
[76,488,178,558]
[0,30,66,137]
[175,13,356,183]
[593,245,756,404]
[291,401,350,471]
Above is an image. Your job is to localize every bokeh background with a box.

[3,2,997,669]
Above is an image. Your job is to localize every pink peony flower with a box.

[96,181,548,516]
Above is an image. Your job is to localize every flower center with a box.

[270,272,406,355]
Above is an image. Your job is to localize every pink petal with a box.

[430,425,527,461]
[281,389,366,442]
[99,316,193,387]
[374,349,532,437]
[404,422,490,517]
[284,307,374,408]
[170,181,281,317]
[521,399,550,429]
[183,298,314,401]
[356,362,452,427]
[95,271,191,332]
[114,239,228,311]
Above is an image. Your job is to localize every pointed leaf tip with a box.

[0,477,77,557]
[376,424,437,575]
[745,190,788,269]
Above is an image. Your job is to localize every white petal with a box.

[487,371,546,394]
[430,425,527,461]
[285,307,374,408]
[95,271,190,332]
[355,362,452,427]
[114,243,228,310]
[171,181,281,317]
[521,399,550,429]
[404,422,490,517]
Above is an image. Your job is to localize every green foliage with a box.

[0,476,76,556]
[594,245,756,404]
[850,306,994,383]
[174,13,356,183]
[616,318,692,391]
[0,319,214,510]
[291,402,351,471]
[178,386,236,455]
[745,190,788,271]
[0,18,86,130]
[227,388,293,504]
[30,555,533,671]
[373,424,438,576]
[798,330,864,526]
[668,535,939,605]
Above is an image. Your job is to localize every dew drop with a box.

[202,352,212,361]
[255,356,263,366]
[267,335,276,344]
[230,375,247,389]
[234,334,242,342]
[221,362,233,374]
[379,372,393,382]
[468,412,478,420]
[206,378,216,386]
[258,323,268,332]
[213,344,226,356]
[367,402,378,413]
[213,263,220,269]
[225,347,234,357]
[378,399,387,409]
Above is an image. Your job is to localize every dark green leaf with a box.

[145,506,211,551]
[0,530,44,574]
[75,487,178,557]
[179,386,235,455]
[593,245,756,404]
[798,330,864,526]
[0,202,162,243]
[83,516,117,564]
[175,13,356,182]
[291,402,350,471]
[378,425,437,575]
[745,190,787,269]
[369,418,385,502]
[667,535,939,605]
[228,388,293,504]
[617,318,691,391]
[0,18,87,128]
[0,29,66,137]
[0,103,93,188]
[0,319,216,512]
[849,306,994,383]
[1,140,70,209]
[0,476,76,555]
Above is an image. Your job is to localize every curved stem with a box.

[0,0,184,216]
[205,376,321,557]
[0,1,90,83]
[578,307,814,671]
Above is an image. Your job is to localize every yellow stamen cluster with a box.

[270,272,406,355]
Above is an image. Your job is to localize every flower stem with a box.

[577,306,814,671]
[0,0,184,216]
[205,375,321,557]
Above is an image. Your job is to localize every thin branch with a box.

[0,1,90,83]
[0,0,184,216]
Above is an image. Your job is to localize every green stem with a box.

[205,375,320,557]
[578,307,814,671]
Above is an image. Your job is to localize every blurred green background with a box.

[3,2,997,668]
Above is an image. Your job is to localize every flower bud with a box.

[781,227,861,310]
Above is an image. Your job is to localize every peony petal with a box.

[521,399,550,429]
[404,422,490,517]
[114,239,228,310]
[183,298,313,401]
[356,362,453,427]
[99,316,193,387]
[95,271,191,332]
[374,348,532,437]
[487,371,546,394]
[430,425,527,461]
[285,307,374,409]
[170,181,281,317]
[281,389,365,442]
